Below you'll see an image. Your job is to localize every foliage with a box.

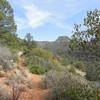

[25,33,33,42]
[0,0,16,34]
[72,9,100,47]
[0,44,14,69]
[29,65,46,75]
[43,70,99,100]
[25,48,61,74]
[24,33,37,50]
[86,62,100,81]
[73,61,85,71]
[0,0,23,53]
[0,33,23,52]
[61,58,72,66]
[68,9,100,83]
[32,48,54,60]
[68,65,76,74]
[69,9,100,62]
[55,65,66,72]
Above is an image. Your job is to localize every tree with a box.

[0,0,16,34]
[68,9,100,81]
[24,33,36,48]
[69,9,100,62]
[25,33,33,42]
[86,62,100,81]
[23,33,37,55]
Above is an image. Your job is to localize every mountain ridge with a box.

[37,36,70,57]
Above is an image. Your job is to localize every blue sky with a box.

[8,0,100,41]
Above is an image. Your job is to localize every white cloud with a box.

[24,5,51,28]
[13,0,51,30]
[21,0,86,31]
[8,0,96,31]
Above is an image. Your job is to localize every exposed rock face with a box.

[55,36,70,43]
[37,36,70,57]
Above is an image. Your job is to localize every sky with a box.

[8,0,100,41]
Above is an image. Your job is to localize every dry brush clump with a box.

[0,83,26,100]
[10,84,26,100]
[42,70,99,100]
[0,67,33,100]
[5,67,33,89]
[0,84,11,100]
[0,44,14,70]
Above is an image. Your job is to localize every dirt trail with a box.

[30,74,47,100]
[16,52,47,100]
[20,74,47,100]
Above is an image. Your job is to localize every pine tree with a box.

[0,0,16,34]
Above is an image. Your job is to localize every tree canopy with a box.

[69,9,100,62]
[0,0,16,34]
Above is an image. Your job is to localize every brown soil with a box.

[20,74,47,100]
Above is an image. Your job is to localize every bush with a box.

[0,44,14,69]
[29,65,46,75]
[73,61,85,71]
[25,55,57,72]
[61,58,72,66]
[5,67,33,88]
[32,48,54,60]
[55,65,65,72]
[68,65,76,74]
[43,70,99,100]
[24,48,60,74]
[0,85,11,100]
[86,62,100,81]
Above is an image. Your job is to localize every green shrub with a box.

[29,65,46,75]
[43,70,99,100]
[68,66,76,74]
[55,65,65,72]
[25,55,57,70]
[24,48,61,73]
[86,62,100,81]
[74,61,85,71]
[61,58,72,66]
[32,48,54,61]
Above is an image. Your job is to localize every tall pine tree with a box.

[0,0,16,34]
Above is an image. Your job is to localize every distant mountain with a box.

[37,36,70,57]
[55,36,70,43]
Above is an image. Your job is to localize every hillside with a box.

[0,0,100,100]
[37,36,70,57]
